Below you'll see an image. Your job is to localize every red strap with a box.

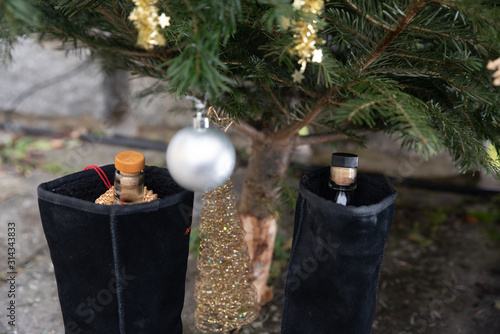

[84,165,112,189]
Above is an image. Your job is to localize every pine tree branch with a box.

[183,0,198,37]
[321,15,374,45]
[275,86,340,140]
[233,120,266,142]
[97,6,172,62]
[261,81,291,119]
[408,26,476,45]
[266,73,342,105]
[267,74,322,99]
[435,111,495,172]
[342,0,392,31]
[390,52,446,65]
[407,26,500,54]
[432,0,500,29]
[364,68,439,76]
[361,0,431,71]
[346,98,392,122]
[392,98,428,143]
[158,0,172,15]
[295,132,349,146]
[309,120,367,142]
[365,67,492,112]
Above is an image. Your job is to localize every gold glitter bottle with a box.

[329,153,358,206]
[114,151,145,204]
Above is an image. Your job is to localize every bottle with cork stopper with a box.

[114,151,145,205]
[329,152,358,206]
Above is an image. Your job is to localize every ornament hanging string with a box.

[185,96,235,132]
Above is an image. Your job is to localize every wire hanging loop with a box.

[186,95,207,114]
[207,106,234,133]
[185,95,234,133]
[186,96,210,130]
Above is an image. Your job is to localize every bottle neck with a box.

[116,170,143,177]
[334,190,351,206]
[329,166,357,205]
[114,170,144,205]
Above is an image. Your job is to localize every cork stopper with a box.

[115,151,145,173]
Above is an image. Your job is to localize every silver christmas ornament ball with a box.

[166,124,236,192]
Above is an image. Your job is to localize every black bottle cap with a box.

[331,152,358,168]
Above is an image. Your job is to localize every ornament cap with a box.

[193,112,210,130]
[115,151,145,173]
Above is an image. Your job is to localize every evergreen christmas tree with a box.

[2,0,500,304]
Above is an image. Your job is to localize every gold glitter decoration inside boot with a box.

[95,186,158,205]
[195,179,259,333]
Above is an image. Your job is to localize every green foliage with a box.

[485,227,500,242]
[271,176,298,222]
[407,206,450,247]
[0,136,55,175]
[1,0,500,175]
[0,0,42,63]
[269,234,291,281]
[0,0,41,31]
[408,221,434,247]
[464,194,500,242]
[189,226,202,258]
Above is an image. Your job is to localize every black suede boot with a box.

[281,167,397,334]
[38,165,194,334]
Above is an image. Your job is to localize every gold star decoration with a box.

[487,58,500,86]
[128,0,170,49]
[158,13,171,28]
[292,69,305,83]
[280,17,291,30]
[289,0,325,83]
[292,0,304,10]
[312,48,323,63]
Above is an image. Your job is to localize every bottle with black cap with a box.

[328,152,358,206]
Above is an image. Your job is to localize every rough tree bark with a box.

[239,132,297,305]
[235,90,342,304]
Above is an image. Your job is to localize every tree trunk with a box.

[239,132,296,305]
